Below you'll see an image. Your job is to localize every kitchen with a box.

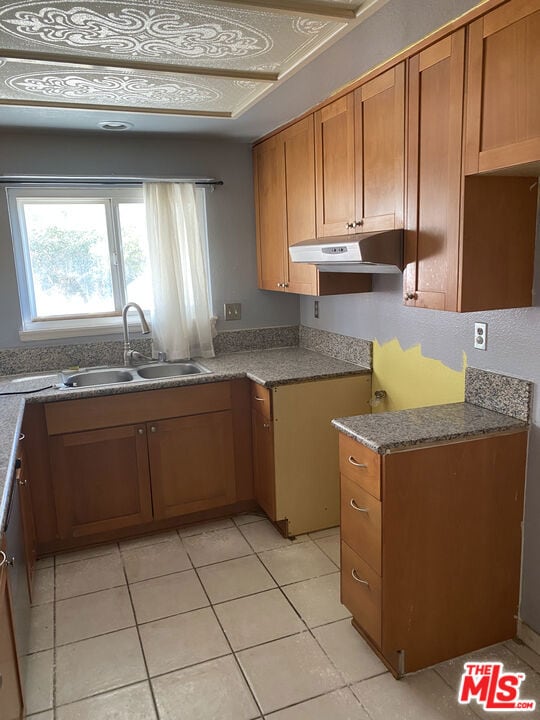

[0,0,539,718]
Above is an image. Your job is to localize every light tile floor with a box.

[23,514,540,719]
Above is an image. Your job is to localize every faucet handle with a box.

[157,351,167,363]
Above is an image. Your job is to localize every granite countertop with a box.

[0,347,370,530]
[332,402,528,455]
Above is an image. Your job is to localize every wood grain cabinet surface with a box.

[465,0,540,174]
[315,64,405,237]
[338,430,528,676]
[15,438,36,602]
[33,380,253,550]
[404,29,538,312]
[0,546,24,720]
[254,115,372,296]
[251,375,371,537]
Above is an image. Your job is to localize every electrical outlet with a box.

[224,303,241,321]
[474,322,487,350]
[314,300,319,319]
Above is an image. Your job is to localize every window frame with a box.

[6,184,150,341]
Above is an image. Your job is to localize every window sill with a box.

[19,316,152,342]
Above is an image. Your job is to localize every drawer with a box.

[341,474,381,575]
[251,382,272,419]
[341,540,381,647]
[339,433,381,499]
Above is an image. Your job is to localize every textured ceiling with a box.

[0,0,389,135]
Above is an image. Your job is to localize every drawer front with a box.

[250,382,272,419]
[339,433,381,499]
[341,540,381,647]
[341,474,382,575]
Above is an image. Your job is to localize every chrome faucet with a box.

[122,302,151,366]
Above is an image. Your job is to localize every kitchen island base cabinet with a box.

[252,375,371,537]
[339,430,527,676]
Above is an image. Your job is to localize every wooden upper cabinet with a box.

[253,135,286,292]
[282,116,318,294]
[465,0,540,174]
[315,93,356,236]
[315,65,405,238]
[405,32,465,311]
[354,64,405,232]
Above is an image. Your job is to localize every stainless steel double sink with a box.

[61,362,211,388]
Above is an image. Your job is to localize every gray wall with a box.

[0,132,299,348]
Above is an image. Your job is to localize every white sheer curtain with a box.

[143,183,215,360]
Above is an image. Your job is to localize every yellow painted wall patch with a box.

[372,338,466,413]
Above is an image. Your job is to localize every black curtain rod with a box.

[0,177,224,187]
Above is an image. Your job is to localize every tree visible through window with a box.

[7,187,152,334]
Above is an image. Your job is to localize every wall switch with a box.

[474,322,487,350]
[314,300,319,319]
[224,303,241,321]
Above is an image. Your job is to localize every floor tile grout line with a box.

[190,560,266,719]
[119,556,161,720]
[51,677,158,713]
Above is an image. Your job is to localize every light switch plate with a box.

[474,322,487,350]
[224,303,241,321]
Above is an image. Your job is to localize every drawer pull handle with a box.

[351,568,369,586]
[254,397,265,402]
[348,455,367,468]
[19,433,25,442]
[350,499,369,513]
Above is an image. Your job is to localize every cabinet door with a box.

[16,443,37,602]
[404,31,465,311]
[282,116,318,295]
[465,0,540,174]
[149,411,236,519]
[0,559,24,720]
[315,93,356,236]
[253,135,287,291]
[251,409,276,520]
[354,63,405,232]
[50,425,153,538]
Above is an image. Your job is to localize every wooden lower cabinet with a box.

[148,411,236,519]
[50,424,153,538]
[40,380,252,546]
[15,439,37,602]
[251,375,371,536]
[0,548,24,720]
[339,430,528,675]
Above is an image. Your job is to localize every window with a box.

[7,186,153,340]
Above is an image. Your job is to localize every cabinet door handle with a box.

[0,551,14,568]
[137,428,145,435]
[18,433,25,442]
[18,478,27,487]
[254,397,265,402]
[263,423,271,429]
[354,220,364,227]
[348,456,367,469]
[345,222,354,229]
[350,499,369,513]
[150,426,157,433]
[351,568,369,586]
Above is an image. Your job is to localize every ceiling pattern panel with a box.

[0,58,269,113]
[0,0,366,118]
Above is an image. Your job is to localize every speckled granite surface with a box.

[465,367,532,422]
[214,326,298,354]
[333,402,528,455]
[300,326,372,368]
[0,397,25,531]
[0,347,369,528]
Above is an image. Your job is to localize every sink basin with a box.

[135,362,210,379]
[62,368,134,387]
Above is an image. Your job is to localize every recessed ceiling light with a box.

[98,121,133,131]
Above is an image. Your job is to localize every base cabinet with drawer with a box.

[251,375,371,537]
[338,429,528,675]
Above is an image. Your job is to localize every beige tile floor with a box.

[23,514,540,719]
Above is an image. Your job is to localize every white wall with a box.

[0,131,299,348]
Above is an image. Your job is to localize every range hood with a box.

[289,229,403,274]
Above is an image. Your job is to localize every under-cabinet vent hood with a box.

[289,229,403,274]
